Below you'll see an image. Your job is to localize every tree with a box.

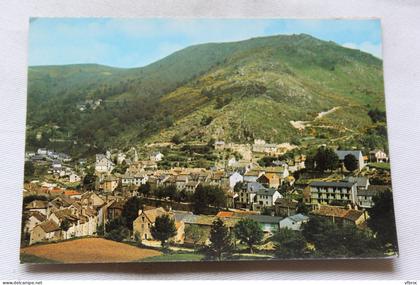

[138,182,151,197]
[192,185,209,214]
[367,190,398,251]
[122,197,143,230]
[24,161,35,177]
[105,217,129,242]
[296,201,310,215]
[314,147,339,173]
[344,154,358,172]
[185,225,206,249]
[273,228,307,258]
[233,181,244,192]
[302,216,383,257]
[151,215,177,247]
[83,174,97,191]
[192,185,226,214]
[60,219,71,239]
[234,218,264,253]
[205,218,233,261]
[171,134,182,145]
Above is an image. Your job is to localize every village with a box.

[21,137,393,261]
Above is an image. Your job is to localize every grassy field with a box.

[369,162,391,170]
[20,238,162,264]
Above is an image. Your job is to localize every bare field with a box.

[21,238,162,263]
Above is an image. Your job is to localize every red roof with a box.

[216,211,234,218]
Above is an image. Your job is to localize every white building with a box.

[254,188,282,208]
[279,214,309,231]
[229,172,243,189]
[369,149,388,163]
[149,151,164,162]
[95,154,115,174]
[335,150,365,171]
[69,173,81,183]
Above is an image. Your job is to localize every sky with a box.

[29,18,382,68]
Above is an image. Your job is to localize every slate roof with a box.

[246,182,265,192]
[286,214,309,223]
[143,207,170,223]
[25,200,48,210]
[275,198,298,208]
[30,211,47,222]
[358,185,391,196]
[256,188,279,196]
[335,150,363,160]
[310,181,355,188]
[38,220,60,233]
[345,176,369,187]
[343,209,364,222]
[312,205,349,218]
[246,214,282,224]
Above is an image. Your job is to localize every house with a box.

[149,151,164,162]
[252,139,278,154]
[243,170,262,183]
[51,160,62,171]
[214,141,225,151]
[309,181,358,207]
[254,188,282,209]
[229,172,243,189]
[95,154,115,174]
[264,166,289,182]
[257,173,280,189]
[64,190,82,199]
[344,176,370,192]
[227,157,237,167]
[246,214,282,235]
[237,187,258,209]
[357,185,391,209]
[185,181,200,192]
[29,220,61,245]
[369,149,388,163]
[274,198,298,217]
[25,200,48,215]
[24,211,47,233]
[69,173,81,183]
[175,175,189,190]
[279,214,309,231]
[117,153,126,165]
[103,175,119,192]
[107,200,125,221]
[335,150,365,171]
[80,192,105,208]
[312,205,366,226]
[37,148,48,156]
[133,207,184,243]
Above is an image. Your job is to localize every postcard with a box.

[21,18,398,263]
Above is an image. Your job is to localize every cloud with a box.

[342,42,382,58]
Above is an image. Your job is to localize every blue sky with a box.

[29,18,382,68]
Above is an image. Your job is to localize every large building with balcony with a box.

[309,181,358,207]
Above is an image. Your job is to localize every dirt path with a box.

[290,106,341,130]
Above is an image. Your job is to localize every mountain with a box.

[26,34,386,158]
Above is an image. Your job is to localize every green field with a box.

[369,162,391,170]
